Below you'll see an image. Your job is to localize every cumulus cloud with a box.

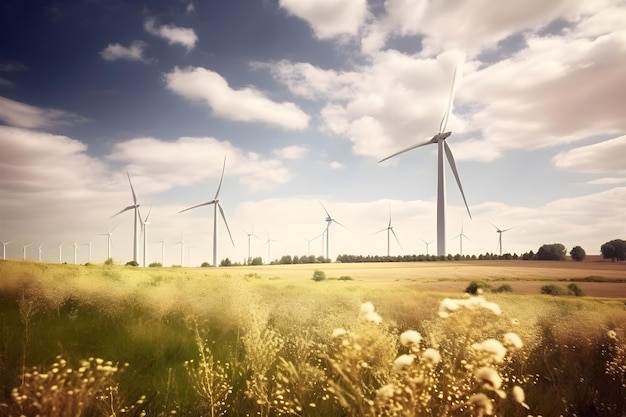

[274,145,308,159]
[329,161,345,169]
[164,66,310,130]
[144,17,197,50]
[553,135,626,174]
[108,136,291,191]
[279,0,368,39]
[0,96,86,129]
[100,41,150,62]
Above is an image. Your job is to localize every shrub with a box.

[337,275,353,281]
[125,260,139,267]
[540,284,568,296]
[104,258,114,265]
[148,262,162,267]
[465,281,491,295]
[312,270,326,282]
[536,243,567,260]
[200,262,212,267]
[493,284,513,293]
[567,283,585,297]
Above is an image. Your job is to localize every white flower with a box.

[468,393,493,415]
[393,354,415,372]
[472,339,507,363]
[400,330,422,346]
[376,384,395,400]
[364,311,382,324]
[332,328,347,338]
[503,332,523,350]
[480,300,502,315]
[474,367,502,391]
[439,298,460,313]
[512,385,530,409]
[360,302,375,315]
[422,348,441,365]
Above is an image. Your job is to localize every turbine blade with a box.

[319,201,331,218]
[378,136,435,163]
[214,156,227,200]
[178,200,216,213]
[391,228,402,250]
[332,219,348,230]
[487,221,500,231]
[439,67,458,134]
[218,204,235,247]
[145,205,153,222]
[502,227,513,233]
[111,223,120,233]
[443,141,472,219]
[127,172,137,204]
[112,205,136,218]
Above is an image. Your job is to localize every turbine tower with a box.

[452,224,470,256]
[320,201,346,261]
[82,241,92,263]
[244,227,257,262]
[375,204,402,257]
[379,66,471,256]
[73,240,78,264]
[58,243,63,263]
[179,157,234,267]
[112,172,140,263]
[38,244,43,262]
[1,240,13,260]
[139,206,152,267]
[157,240,166,265]
[99,224,119,261]
[22,243,32,261]
[489,221,512,256]
[174,238,184,267]
[264,231,277,264]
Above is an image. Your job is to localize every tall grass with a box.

[0,260,625,416]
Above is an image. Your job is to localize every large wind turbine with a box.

[139,206,152,267]
[1,240,13,260]
[320,202,346,261]
[112,173,140,263]
[375,204,402,257]
[179,157,234,267]
[452,223,470,256]
[489,221,512,256]
[99,224,119,261]
[379,67,471,256]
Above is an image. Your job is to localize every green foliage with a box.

[540,284,568,296]
[493,284,513,293]
[250,256,263,266]
[200,262,212,267]
[536,243,567,260]
[312,270,326,282]
[148,262,162,267]
[567,283,585,297]
[104,258,114,265]
[125,260,139,267]
[337,275,353,281]
[465,280,491,295]
[220,258,232,267]
[601,239,626,261]
[570,245,586,262]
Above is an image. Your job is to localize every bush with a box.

[148,262,162,267]
[465,281,491,295]
[567,283,585,297]
[601,239,626,261]
[540,284,568,296]
[570,245,586,262]
[492,284,513,293]
[337,275,353,281]
[536,243,567,260]
[312,270,326,282]
[201,262,212,267]
[125,260,139,267]
[104,258,114,265]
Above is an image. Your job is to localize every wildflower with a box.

[400,330,422,346]
[474,367,502,391]
[480,300,502,315]
[503,332,523,350]
[422,348,441,365]
[376,384,395,400]
[472,339,507,363]
[512,385,529,409]
[364,311,382,324]
[393,354,415,372]
[360,301,375,315]
[607,330,617,340]
[360,302,382,323]
[332,328,347,338]
[468,393,493,415]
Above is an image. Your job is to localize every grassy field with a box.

[1,259,626,416]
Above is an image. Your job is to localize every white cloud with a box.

[0,96,86,129]
[108,136,291,191]
[329,161,345,169]
[553,135,626,174]
[164,66,310,130]
[587,177,626,185]
[274,145,308,159]
[144,17,197,50]
[279,0,368,39]
[100,41,150,62]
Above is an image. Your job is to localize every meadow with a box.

[1,259,625,416]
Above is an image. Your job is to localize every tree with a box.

[601,239,626,261]
[536,243,566,260]
[220,258,232,267]
[569,246,586,262]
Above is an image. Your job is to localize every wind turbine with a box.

[374,204,402,257]
[38,244,43,262]
[99,224,119,261]
[58,243,63,263]
[173,238,184,267]
[264,231,277,264]
[22,243,32,261]
[1,240,13,260]
[379,66,471,256]
[452,223,470,256]
[320,201,346,261]
[112,172,140,263]
[139,206,152,267]
[489,221,512,256]
[157,240,166,265]
[82,241,92,263]
[73,240,78,264]
[421,238,434,256]
[244,228,258,262]
[179,157,234,267]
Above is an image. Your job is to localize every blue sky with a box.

[1,0,625,265]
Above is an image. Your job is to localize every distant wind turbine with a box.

[421,238,434,256]
[374,204,402,256]
[1,240,13,260]
[99,224,119,261]
[174,238,184,267]
[489,221,512,256]
[379,66,471,256]
[58,243,63,263]
[73,240,78,264]
[22,243,32,261]
[179,157,234,267]
[157,240,166,265]
[139,206,152,267]
[320,201,346,261]
[244,227,258,262]
[452,224,470,256]
[112,172,141,263]
[38,244,43,262]
[82,241,92,263]
[264,231,277,264]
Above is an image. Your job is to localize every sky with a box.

[1,0,625,266]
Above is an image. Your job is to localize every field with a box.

[1,259,626,417]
